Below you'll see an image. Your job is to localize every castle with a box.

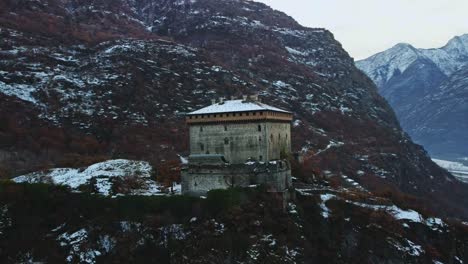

[181,95,293,196]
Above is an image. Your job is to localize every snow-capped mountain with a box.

[356,34,468,159]
[357,34,468,86]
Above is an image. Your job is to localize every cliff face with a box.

[0,0,467,219]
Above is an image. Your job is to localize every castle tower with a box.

[186,96,293,164]
[182,96,293,195]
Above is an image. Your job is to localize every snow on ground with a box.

[58,228,102,264]
[433,158,468,183]
[388,237,424,257]
[320,194,336,218]
[13,159,180,196]
[433,159,468,174]
[297,184,447,232]
[0,81,40,104]
[315,140,344,155]
[178,155,189,164]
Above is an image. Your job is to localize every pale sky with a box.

[257,0,468,60]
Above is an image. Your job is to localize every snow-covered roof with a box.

[187,100,291,115]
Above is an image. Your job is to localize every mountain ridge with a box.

[356,33,468,159]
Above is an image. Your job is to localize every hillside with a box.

[0,0,467,220]
[356,35,468,159]
[1,181,467,263]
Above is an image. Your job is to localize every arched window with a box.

[200,143,204,151]
[224,125,228,131]
[224,138,229,145]
[200,126,203,132]
[258,125,262,132]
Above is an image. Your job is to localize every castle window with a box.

[246,112,250,116]
[214,114,217,117]
[270,134,273,141]
[259,136,262,142]
[189,116,193,119]
[240,113,243,116]
[224,138,229,145]
[260,112,264,116]
[224,125,227,131]
[259,155,263,161]
[279,133,281,139]
[200,143,204,151]
[253,112,257,116]
[258,125,262,132]
[200,126,203,132]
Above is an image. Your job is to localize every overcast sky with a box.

[257,0,468,60]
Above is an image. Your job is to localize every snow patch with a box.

[320,194,336,218]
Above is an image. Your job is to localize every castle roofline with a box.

[187,99,291,116]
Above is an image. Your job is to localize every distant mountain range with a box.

[357,34,468,160]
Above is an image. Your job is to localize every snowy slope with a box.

[13,159,181,196]
[357,34,468,85]
[356,43,421,88]
[433,158,468,184]
[433,159,468,174]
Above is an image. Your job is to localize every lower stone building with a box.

[181,96,293,195]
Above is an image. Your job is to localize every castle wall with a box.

[181,166,251,196]
[265,122,291,161]
[190,122,267,164]
[181,162,292,195]
[190,122,291,164]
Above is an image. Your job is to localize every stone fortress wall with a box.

[189,122,291,164]
[181,157,292,196]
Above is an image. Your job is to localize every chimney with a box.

[219,97,225,104]
[231,96,236,100]
[250,94,259,101]
[211,99,216,105]
[242,95,248,101]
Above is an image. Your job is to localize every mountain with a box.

[1,0,468,262]
[356,34,468,159]
[0,0,467,220]
[1,0,468,217]
[405,65,468,158]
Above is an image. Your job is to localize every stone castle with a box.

[181,95,293,195]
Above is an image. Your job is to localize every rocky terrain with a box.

[0,0,468,262]
[12,159,181,196]
[1,180,467,263]
[357,34,468,159]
